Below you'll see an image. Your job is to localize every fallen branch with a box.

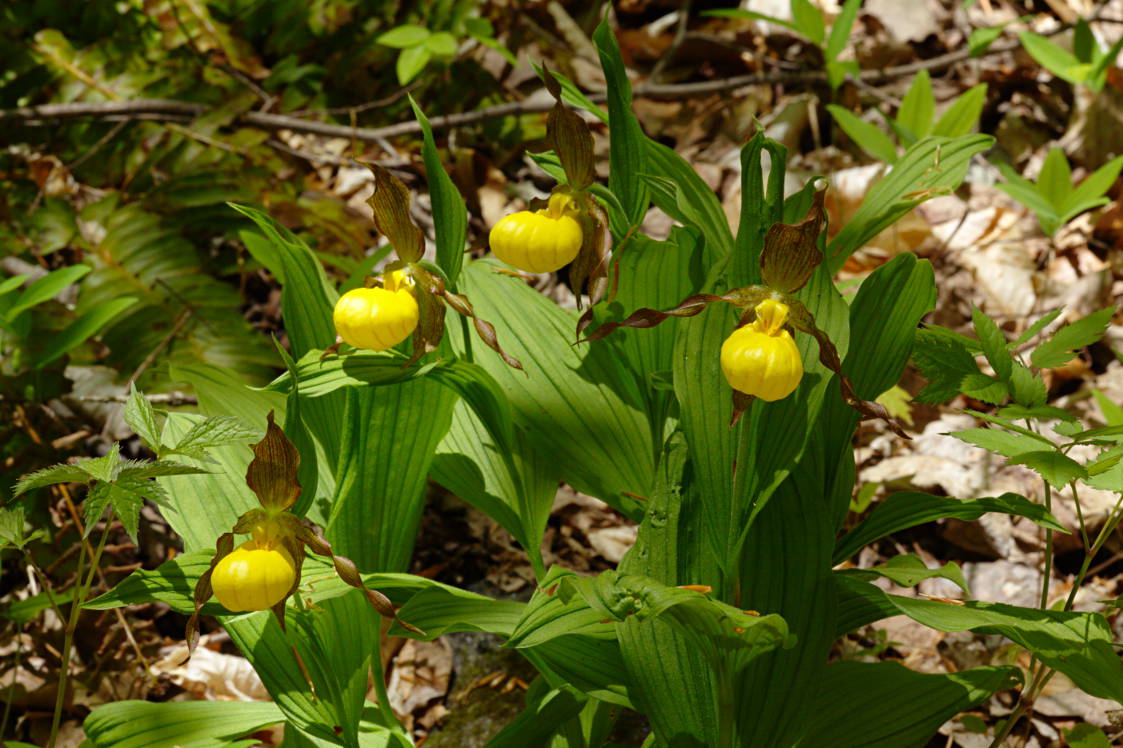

[0,33,1034,143]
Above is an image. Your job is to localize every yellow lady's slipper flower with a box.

[720,298,803,402]
[332,268,419,351]
[489,193,583,273]
[210,540,296,612]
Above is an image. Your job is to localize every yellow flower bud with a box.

[210,540,296,612]
[332,271,419,351]
[720,298,803,402]
[488,196,583,273]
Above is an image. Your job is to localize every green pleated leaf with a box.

[232,205,338,356]
[593,18,649,228]
[431,398,556,576]
[735,252,936,748]
[234,204,345,485]
[285,590,378,747]
[410,97,468,287]
[827,134,993,273]
[452,260,653,515]
[82,700,282,748]
[485,681,588,748]
[642,139,734,263]
[834,491,1066,564]
[327,379,455,573]
[797,662,1021,748]
[386,585,524,639]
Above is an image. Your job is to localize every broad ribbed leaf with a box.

[82,700,282,748]
[827,135,993,272]
[431,398,556,576]
[327,379,455,572]
[797,662,1021,748]
[643,139,734,263]
[410,97,467,287]
[834,491,1066,564]
[386,585,523,639]
[452,260,653,514]
[593,19,649,227]
[736,252,936,747]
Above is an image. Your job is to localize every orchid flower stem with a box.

[460,312,474,364]
[372,620,407,740]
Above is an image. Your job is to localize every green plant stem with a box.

[47,523,110,748]
[1039,481,1053,610]
[715,658,736,748]
[1,628,22,739]
[990,492,1123,747]
[459,313,474,364]
[372,620,408,742]
[1071,481,1090,550]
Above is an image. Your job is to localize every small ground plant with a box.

[8,12,1123,748]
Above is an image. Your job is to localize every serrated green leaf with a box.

[124,385,162,451]
[1008,363,1046,407]
[951,427,1051,458]
[844,554,969,594]
[14,463,92,495]
[1031,307,1115,368]
[1010,308,1062,348]
[998,403,1076,423]
[912,329,981,403]
[972,306,1012,382]
[167,415,259,461]
[79,442,123,483]
[1009,450,1088,488]
[960,372,1008,404]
